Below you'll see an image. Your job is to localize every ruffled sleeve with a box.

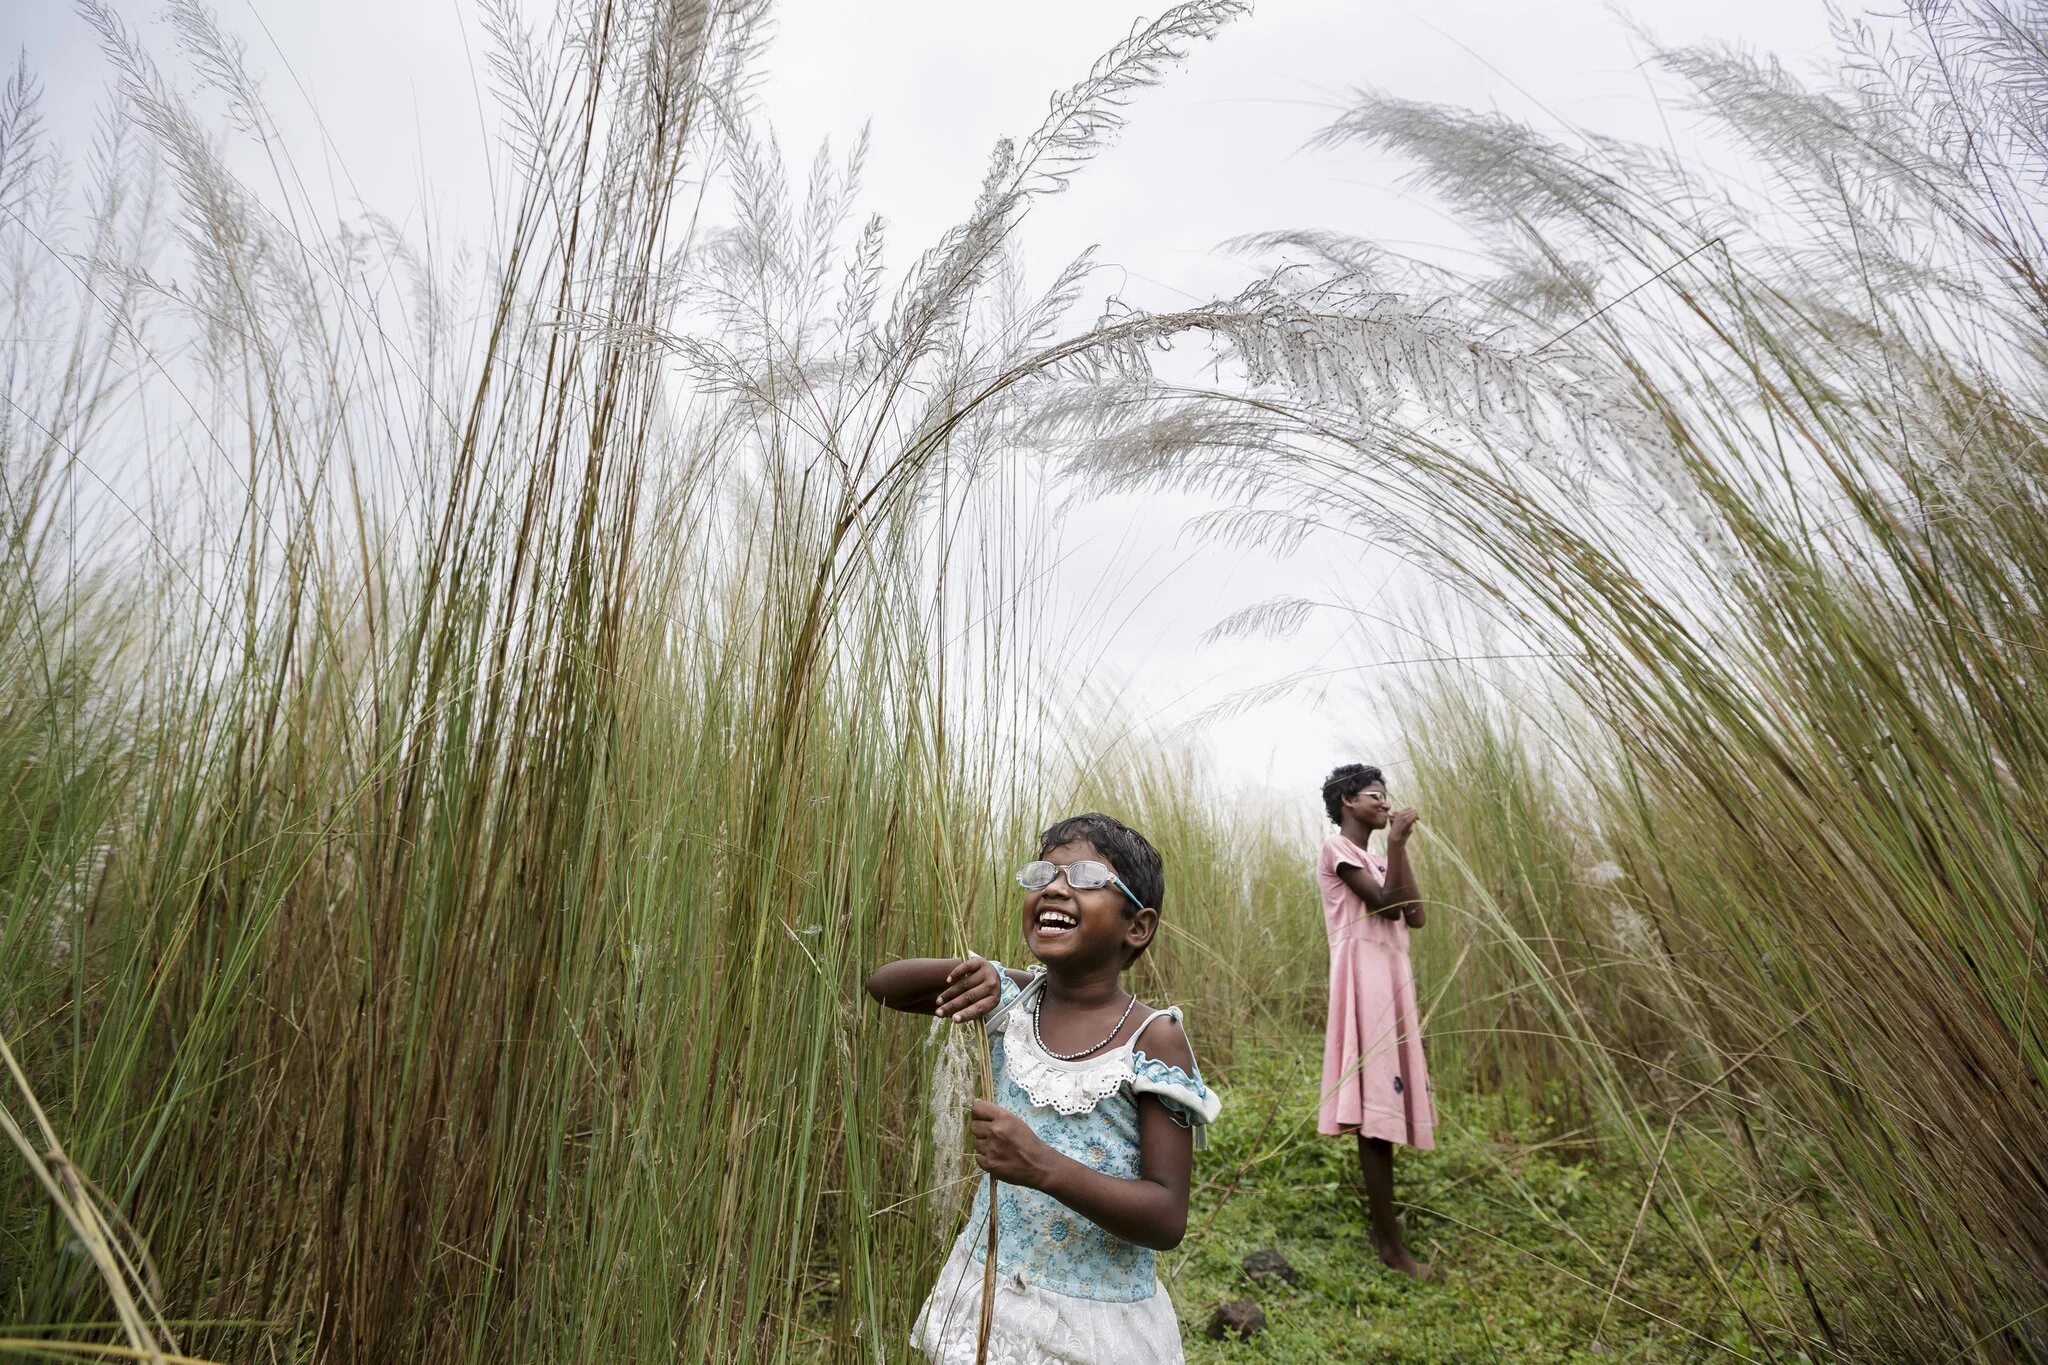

[1129,1008,1221,1148]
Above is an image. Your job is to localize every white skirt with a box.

[910,1223,1184,1365]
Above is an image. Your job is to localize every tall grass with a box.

[1071,4,2048,1358]
[0,1,1258,1359]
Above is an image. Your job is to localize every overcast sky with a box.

[17,0,1843,809]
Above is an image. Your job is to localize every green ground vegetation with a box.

[1171,1047,1819,1364]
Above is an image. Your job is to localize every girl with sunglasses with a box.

[1316,762,1436,1279]
[866,812,1219,1365]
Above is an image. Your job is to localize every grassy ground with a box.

[1168,1043,1808,1364]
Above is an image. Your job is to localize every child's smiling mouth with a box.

[1033,909,1079,937]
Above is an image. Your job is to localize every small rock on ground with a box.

[1205,1299,1267,1340]
[1240,1246,1299,1286]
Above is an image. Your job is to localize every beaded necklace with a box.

[1031,987,1137,1061]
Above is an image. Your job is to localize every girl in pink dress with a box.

[1316,763,1435,1278]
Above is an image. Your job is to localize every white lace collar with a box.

[996,975,1149,1116]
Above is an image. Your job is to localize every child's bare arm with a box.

[865,957,1024,1020]
[1385,809,1426,927]
[1335,810,1426,925]
[967,1019,1199,1251]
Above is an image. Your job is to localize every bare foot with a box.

[1375,1241,1437,1280]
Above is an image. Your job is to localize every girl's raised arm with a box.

[1334,810,1426,926]
[1384,809,1425,927]
[865,957,1022,1020]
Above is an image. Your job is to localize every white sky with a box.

[15,0,1841,809]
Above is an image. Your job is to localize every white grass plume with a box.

[926,1015,975,1227]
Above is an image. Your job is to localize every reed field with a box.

[3,0,2045,1361]
[1079,2,2048,1358]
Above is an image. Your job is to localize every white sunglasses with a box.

[1015,859,1145,910]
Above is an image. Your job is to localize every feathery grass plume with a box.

[1198,595,1321,646]
[925,1016,975,1229]
[1061,6,2048,1357]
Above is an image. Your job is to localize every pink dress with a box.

[1316,834,1435,1147]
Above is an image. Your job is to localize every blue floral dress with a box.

[911,967,1221,1365]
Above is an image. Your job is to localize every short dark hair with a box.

[1037,812,1165,959]
[1320,764,1384,825]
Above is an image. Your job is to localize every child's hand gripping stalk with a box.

[966,1102,1049,1185]
[933,957,1003,1023]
